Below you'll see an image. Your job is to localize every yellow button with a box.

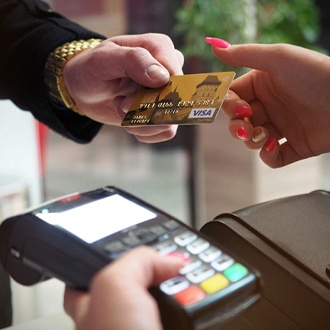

[201,274,229,294]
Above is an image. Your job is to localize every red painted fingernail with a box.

[205,37,231,49]
[234,105,252,117]
[265,137,277,152]
[236,126,249,140]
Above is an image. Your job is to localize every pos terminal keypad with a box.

[103,219,250,309]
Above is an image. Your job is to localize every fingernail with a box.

[252,127,267,143]
[236,126,249,140]
[205,37,231,49]
[121,105,129,113]
[234,105,252,117]
[147,64,169,80]
[265,137,277,152]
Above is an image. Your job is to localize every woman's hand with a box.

[206,39,330,167]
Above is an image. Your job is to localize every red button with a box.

[174,285,205,306]
[167,251,190,263]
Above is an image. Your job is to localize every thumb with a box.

[119,46,170,88]
[131,49,183,85]
[119,246,185,285]
[101,246,184,288]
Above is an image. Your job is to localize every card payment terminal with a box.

[0,186,261,329]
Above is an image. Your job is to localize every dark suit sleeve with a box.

[0,264,12,328]
[0,0,107,143]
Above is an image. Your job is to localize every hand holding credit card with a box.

[121,72,235,126]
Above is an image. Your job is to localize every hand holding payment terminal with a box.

[0,186,260,329]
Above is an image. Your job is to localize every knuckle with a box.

[125,47,149,65]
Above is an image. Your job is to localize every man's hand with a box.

[64,33,184,143]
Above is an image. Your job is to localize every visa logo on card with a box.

[188,108,217,119]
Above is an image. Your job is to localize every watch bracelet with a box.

[44,38,104,115]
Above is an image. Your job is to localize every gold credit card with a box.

[121,72,235,126]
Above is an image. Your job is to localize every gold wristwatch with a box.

[44,38,104,115]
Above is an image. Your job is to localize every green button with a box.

[223,263,248,282]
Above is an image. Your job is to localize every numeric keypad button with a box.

[174,231,197,246]
[186,265,215,284]
[187,238,210,255]
[211,254,234,272]
[160,276,190,295]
